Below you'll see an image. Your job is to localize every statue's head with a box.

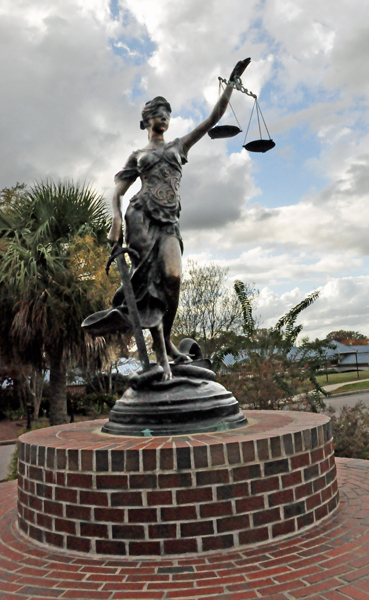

[140,96,172,130]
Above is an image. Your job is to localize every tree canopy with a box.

[326,330,368,345]
[172,260,257,357]
[0,180,120,424]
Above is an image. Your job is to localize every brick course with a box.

[17,410,339,557]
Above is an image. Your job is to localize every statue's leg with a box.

[158,236,191,363]
[150,322,171,380]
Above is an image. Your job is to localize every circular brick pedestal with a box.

[17,411,339,557]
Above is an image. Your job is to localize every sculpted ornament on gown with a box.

[82,59,251,389]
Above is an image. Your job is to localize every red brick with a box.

[202,534,234,552]
[96,474,128,489]
[148,524,177,538]
[158,473,192,489]
[54,518,76,535]
[113,524,145,539]
[315,503,328,521]
[94,507,125,522]
[193,446,208,468]
[96,540,126,555]
[321,483,334,502]
[126,449,140,471]
[36,512,52,530]
[29,465,44,482]
[181,520,214,537]
[129,474,157,489]
[143,449,157,471]
[67,536,91,552]
[294,481,313,500]
[128,508,157,523]
[147,490,173,505]
[129,541,161,556]
[55,487,78,503]
[311,447,324,463]
[306,492,322,510]
[161,506,197,521]
[111,491,143,506]
[44,500,63,517]
[29,524,44,543]
[28,494,43,511]
[313,474,326,493]
[200,501,233,518]
[177,487,212,504]
[236,496,265,513]
[297,511,315,529]
[226,442,241,464]
[216,481,249,500]
[319,457,330,475]
[66,504,91,520]
[217,513,250,532]
[291,453,310,469]
[239,526,269,544]
[164,539,198,554]
[45,530,64,548]
[253,507,281,526]
[159,448,174,470]
[24,506,36,523]
[282,470,303,487]
[268,489,294,507]
[80,490,109,506]
[81,449,93,471]
[81,522,108,537]
[210,444,225,466]
[233,464,261,482]
[272,519,296,537]
[67,473,93,488]
[196,469,229,486]
[251,476,280,494]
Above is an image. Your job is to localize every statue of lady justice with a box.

[83,58,251,383]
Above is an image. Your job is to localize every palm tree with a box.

[0,180,115,425]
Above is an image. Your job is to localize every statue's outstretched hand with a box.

[229,58,251,82]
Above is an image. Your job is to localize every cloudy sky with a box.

[1,0,369,339]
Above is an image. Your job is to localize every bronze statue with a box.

[82,58,251,383]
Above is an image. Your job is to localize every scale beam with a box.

[218,76,257,99]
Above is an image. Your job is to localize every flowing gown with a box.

[82,138,188,336]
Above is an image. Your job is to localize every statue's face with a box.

[148,105,171,133]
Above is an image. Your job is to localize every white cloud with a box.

[1,0,369,338]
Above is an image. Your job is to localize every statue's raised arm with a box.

[181,58,251,154]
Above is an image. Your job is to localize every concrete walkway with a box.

[0,443,15,482]
[323,378,369,392]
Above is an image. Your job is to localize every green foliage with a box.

[0,179,115,424]
[218,285,328,411]
[173,261,257,357]
[326,330,368,345]
[328,402,369,459]
[73,393,117,416]
[6,420,50,481]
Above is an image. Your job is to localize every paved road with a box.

[325,389,369,411]
[0,444,15,482]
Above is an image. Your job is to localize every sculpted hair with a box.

[140,96,172,130]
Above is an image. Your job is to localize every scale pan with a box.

[208,125,242,139]
[243,139,275,153]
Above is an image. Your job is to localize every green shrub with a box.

[328,401,369,459]
[6,420,50,481]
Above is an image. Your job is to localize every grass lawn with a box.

[316,369,369,386]
[330,380,369,395]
